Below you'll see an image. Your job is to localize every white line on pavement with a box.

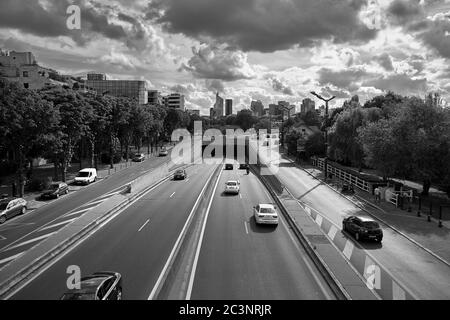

[393,281,406,300]
[79,198,106,208]
[5,232,57,252]
[328,225,338,241]
[0,252,24,267]
[315,215,323,227]
[186,169,223,300]
[343,240,354,260]
[138,220,150,232]
[61,208,91,219]
[39,219,77,232]
[244,221,249,234]
[170,192,176,198]
[0,235,6,241]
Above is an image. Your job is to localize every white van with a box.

[74,168,97,185]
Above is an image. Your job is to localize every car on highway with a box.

[0,197,27,224]
[40,182,69,200]
[342,216,383,242]
[224,180,240,194]
[60,271,122,300]
[159,148,169,157]
[74,168,97,185]
[225,163,234,170]
[253,204,279,226]
[174,169,187,180]
[132,153,145,162]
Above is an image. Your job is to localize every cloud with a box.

[375,53,394,71]
[269,77,294,95]
[387,0,424,26]
[147,0,378,53]
[180,43,256,81]
[363,73,428,95]
[318,68,370,91]
[205,79,225,93]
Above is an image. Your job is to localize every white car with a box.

[159,148,169,157]
[74,168,97,185]
[224,180,240,194]
[253,204,279,226]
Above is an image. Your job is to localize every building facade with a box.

[0,50,52,90]
[148,90,164,106]
[225,99,233,116]
[301,98,316,114]
[251,100,265,117]
[213,92,224,118]
[188,109,200,116]
[164,93,185,111]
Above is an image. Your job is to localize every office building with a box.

[0,50,52,90]
[164,93,185,111]
[86,73,149,105]
[301,98,316,114]
[225,99,233,116]
[251,100,265,117]
[269,104,281,116]
[213,92,224,118]
[148,90,164,106]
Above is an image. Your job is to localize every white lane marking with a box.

[305,206,311,215]
[343,240,354,260]
[79,198,106,208]
[0,235,6,241]
[393,281,406,300]
[315,215,323,227]
[244,221,249,234]
[5,232,57,252]
[61,208,91,219]
[39,219,77,232]
[148,167,219,300]
[170,192,176,198]
[138,220,150,232]
[239,194,242,199]
[328,225,338,241]
[185,179,190,183]
[0,252,24,266]
[186,168,223,300]
[6,175,173,300]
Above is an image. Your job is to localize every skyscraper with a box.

[214,92,224,118]
[301,98,316,114]
[225,99,233,116]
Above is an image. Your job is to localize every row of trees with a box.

[290,92,450,196]
[0,79,190,196]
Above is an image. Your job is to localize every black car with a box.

[225,163,234,170]
[40,182,69,200]
[174,169,187,180]
[61,272,122,300]
[343,216,383,242]
[239,163,249,170]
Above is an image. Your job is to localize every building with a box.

[87,73,106,81]
[210,108,216,119]
[0,50,53,90]
[301,98,316,114]
[251,100,265,117]
[225,99,233,116]
[269,104,282,116]
[213,92,224,118]
[86,73,149,105]
[164,93,185,111]
[277,101,295,120]
[188,109,200,116]
[148,90,164,106]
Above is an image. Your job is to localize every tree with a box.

[305,132,326,159]
[235,110,257,131]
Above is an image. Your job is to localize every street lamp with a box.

[310,91,336,182]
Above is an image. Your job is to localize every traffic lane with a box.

[10,164,217,300]
[276,161,450,299]
[0,154,173,249]
[191,166,333,300]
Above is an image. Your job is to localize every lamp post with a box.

[310,91,336,182]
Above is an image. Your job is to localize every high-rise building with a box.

[214,92,224,118]
[251,100,265,117]
[148,90,164,106]
[225,99,233,116]
[269,104,281,116]
[301,98,316,114]
[86,73,149,105]
[164,93,185,111]
[0,50,52,90]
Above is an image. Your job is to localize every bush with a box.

[100,152,122,164]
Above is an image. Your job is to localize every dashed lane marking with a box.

[138,220,150,232]
[328,225,338,241]
[343,240,354,260]
[244,221,249,234]
[315,214,323,227]
[170,192,176,198]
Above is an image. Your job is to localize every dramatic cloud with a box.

[363,73,428,95]
[387,0,424,26]
[375,53,394,71]
[205,79,225,94]
[147,0,378,53]
[180,44,256,81]
[269,77,294,95]
[318,68,370,91]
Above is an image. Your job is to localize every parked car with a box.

[0,197,27,224]
[225,163,234,170]
[224,180,240,194]
[132,153,145,162]
[40,182,69,200]
[159,148,169,157]
[60,272,122,300]
[174,169,187,180]
[74,168,97,185]
[342,216,383,242]
[239,163,249,170]
[253,204,279,226]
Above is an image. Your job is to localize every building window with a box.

[24,83,29,89]
[23,71,29,78]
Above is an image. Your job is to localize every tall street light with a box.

[310,91,336,182]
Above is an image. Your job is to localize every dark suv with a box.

[342,216,383,242]
[60,272,122,300]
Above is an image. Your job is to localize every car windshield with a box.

[227,182,237,186]
[260,208,275,214]
[77,172,90,177]
[362,221,380,229]
[0,203,7,210]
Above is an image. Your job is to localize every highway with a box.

[0,153,172,269]
[274,157,450,299]
[9,163,335,300]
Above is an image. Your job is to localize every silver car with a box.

[0,197,28,224]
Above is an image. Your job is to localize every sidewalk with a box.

[283,152,450,266]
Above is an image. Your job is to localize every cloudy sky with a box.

[1,0,450,114]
